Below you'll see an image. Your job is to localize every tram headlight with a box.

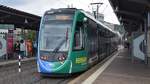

[40,55,49,60]
[57,54,66,61]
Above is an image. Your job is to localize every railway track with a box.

[0,60,76,84]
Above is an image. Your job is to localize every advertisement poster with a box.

[7,30,14,57]
[0,37,6,58]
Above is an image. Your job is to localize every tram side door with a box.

[72,21,87,69]
[85,19,99,66]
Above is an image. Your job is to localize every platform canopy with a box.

[109,0,150,33]
[0,5,41,30]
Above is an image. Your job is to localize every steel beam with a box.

[121,18,141,24]
[0,15,10,19]
[0,9,39,21]
[126,0,150,8]
[109,0,120,10]
[126,0,149,5]
[115,10,143,19]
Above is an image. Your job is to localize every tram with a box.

[37,8,119,76]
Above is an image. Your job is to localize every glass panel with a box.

[40,14,73,52]
[73,22,84,50]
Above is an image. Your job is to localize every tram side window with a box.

[73,22,84,50]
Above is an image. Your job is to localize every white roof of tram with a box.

[81,10,117,34]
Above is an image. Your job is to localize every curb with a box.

[0,57,36,67]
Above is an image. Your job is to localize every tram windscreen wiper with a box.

[52,28,69,53]
[52,38,66,53]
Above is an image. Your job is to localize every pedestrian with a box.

[14,40,20,59]
[20,40,26,59]
[126,42,130,49]
[27,39,33,57]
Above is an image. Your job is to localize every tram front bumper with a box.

[37,60,72,74]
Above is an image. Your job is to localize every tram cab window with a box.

[73,22,84,50]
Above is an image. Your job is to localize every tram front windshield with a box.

[40,14,73,52]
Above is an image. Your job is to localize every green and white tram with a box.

[37,8,119,76]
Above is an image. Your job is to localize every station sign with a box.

[0,24,14,29]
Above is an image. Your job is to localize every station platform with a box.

[0,57,36,66]
[92,48,150,84]
[69,48,150,84]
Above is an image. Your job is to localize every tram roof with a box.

[109,0,150,33]
[81,10,117,34]
[0,5,41,30]
[45,8,77,14]
[45,8,117,35]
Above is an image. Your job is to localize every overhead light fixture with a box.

[24,18,28,24]
[115,6,118,12]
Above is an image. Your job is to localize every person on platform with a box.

[14,40,20,58]
[27,40,33,57]
[20,40,26,59]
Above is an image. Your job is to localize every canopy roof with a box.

[109,0,150,32]
[0,5,41,30]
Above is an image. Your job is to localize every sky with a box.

[0,0,120,24]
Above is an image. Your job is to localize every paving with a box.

[93,48,150,84]
[1,48,150,84]
[0,57,74,84]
